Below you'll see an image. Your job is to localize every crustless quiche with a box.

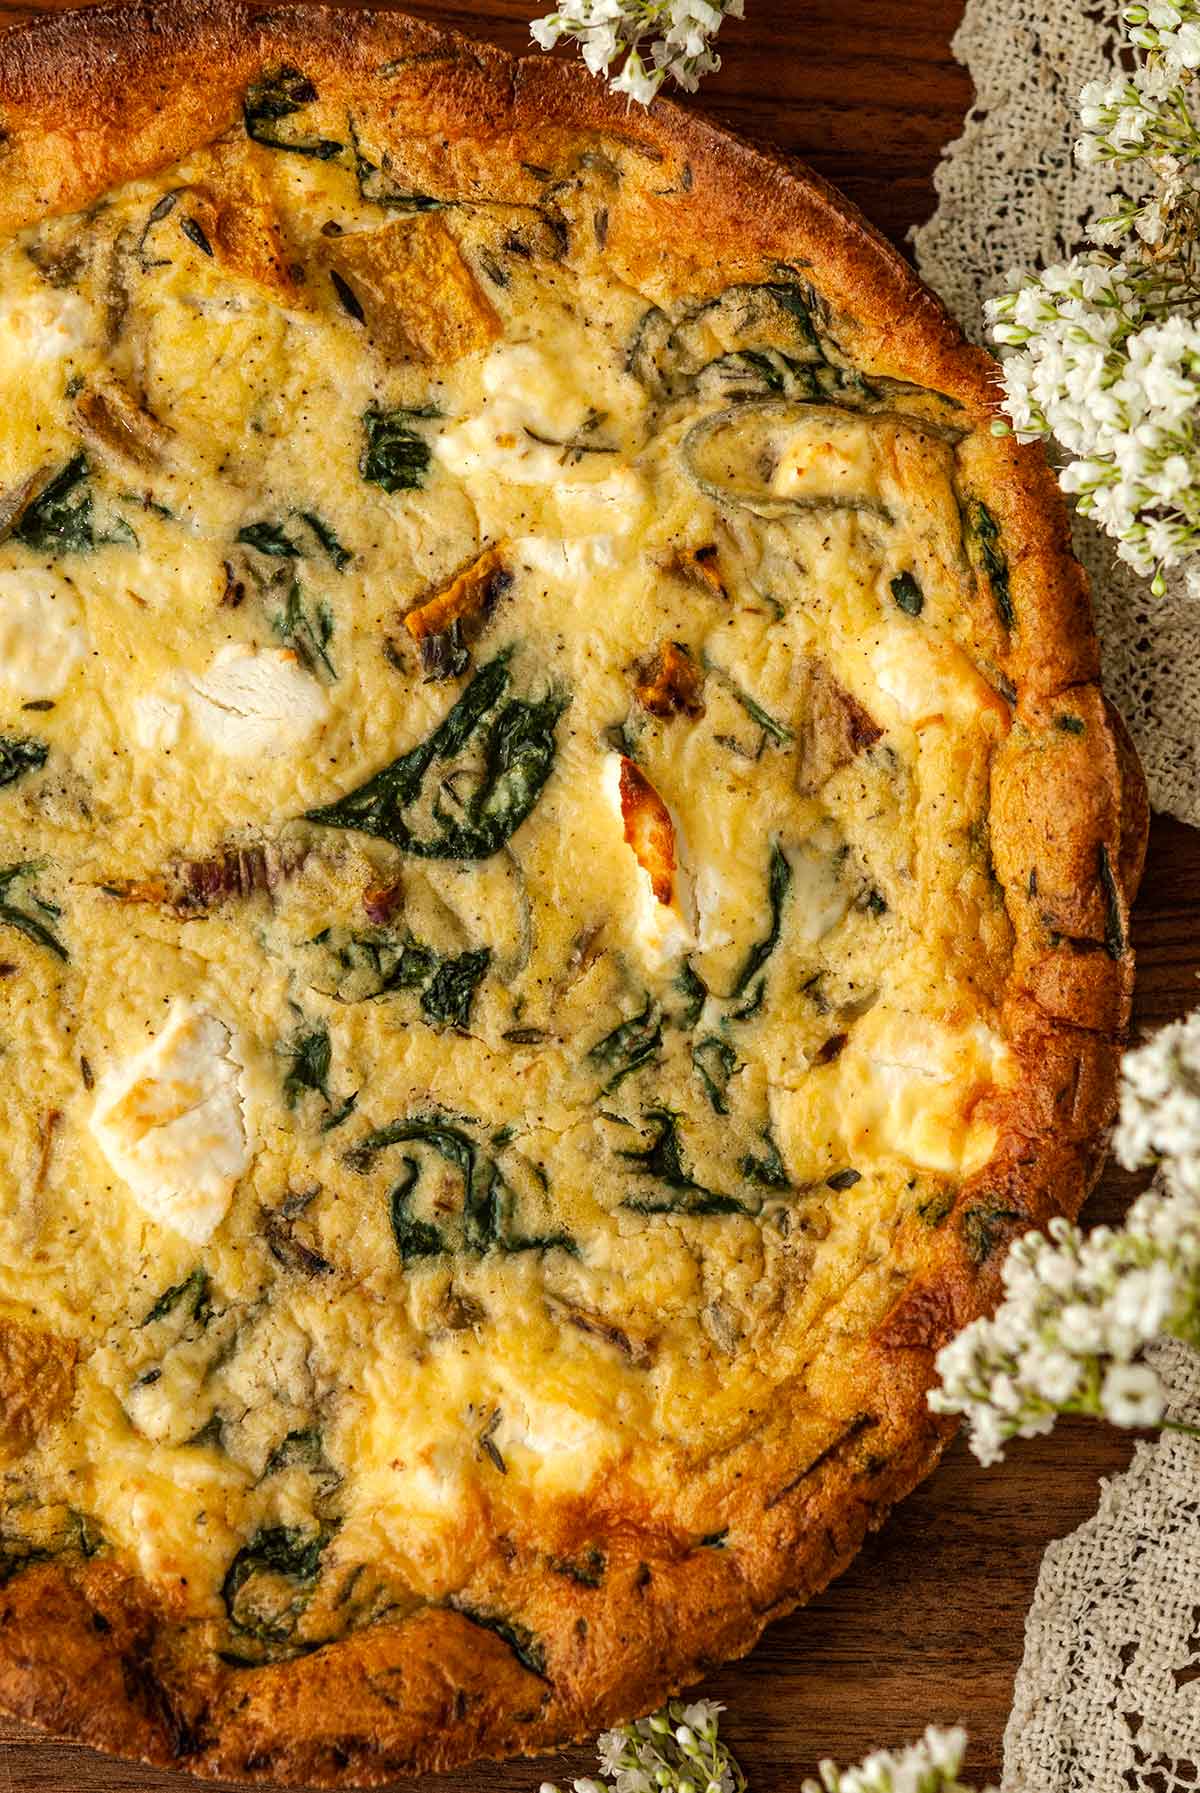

[0,2,1148,1783]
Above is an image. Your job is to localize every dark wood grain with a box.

[0,2,1193,1788]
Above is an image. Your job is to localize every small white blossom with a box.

[529,0,739,101]
[931,1008,1200,1462]
[986,1,1200,586]
[801,1726,991,1792]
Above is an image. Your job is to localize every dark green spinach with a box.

[360,405,439,493]
[620,1109,746,1217]
[692,1036,737,1114]
[967,499,1014,629]
[730,841,791,997]
[14,453,136,556]
[0,862,67,960]
[221,1524,330,1643]
[586,996,663,1091]
[0,736,48,789]
[243,67,343,159]
[304,653,569,860]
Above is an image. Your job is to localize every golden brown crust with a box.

[0,1318,76,1449]
[0,2,1148,1781]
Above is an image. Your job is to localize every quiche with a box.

[0,1,1147,1784]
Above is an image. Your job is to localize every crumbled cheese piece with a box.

[131,693,183,750]
[602,750,695,969]
[0,569,88,699]
[3,288,94,362]
[186,643,329,758]
[89,1001,251,1244]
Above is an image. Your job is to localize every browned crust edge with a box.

[0,2,1148,1783]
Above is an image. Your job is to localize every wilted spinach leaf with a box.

[0,736,48,789]
[304,652,568,860]
[586,996,662,1092]
[693,1036,738,1114]
[729,841,791,997]
[272,579,336,680]
[420,947,491,1029]
[140,1266,211,1328]
[360,406,439,493]
[14,454,136,556]
[0,861,67,960]
[619,1109,746,1217]
[221,1524,329,1643]
[243,67,343,159]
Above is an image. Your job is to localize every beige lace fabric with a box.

[1001,1339,1200,1793]
[913,8,1200,1786]
[912,0,1200,826]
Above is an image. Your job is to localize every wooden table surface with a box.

[0,0,1195,1787]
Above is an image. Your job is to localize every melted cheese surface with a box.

[0,114,1015,1657]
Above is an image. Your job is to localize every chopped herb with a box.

[450,1602,547,1678]
[330,269,365,323]
[304,653,569,860]
[0,736,47,789]
[221,1524,329,1643]
[967,499,1014,630]
[826,1167,862,1191]
[547,1548,606,1587]
[320,1091,358,1133]
[360,405,438,493]
[729,841,791,997]
[698,1529,728,1549]
[265,1428,326,1476]
[692,1036,737,1114]
[237,520,302,558]
[419,947,491,1029]
[890,570,924,616]
[180,215,214,257]
[389,1157,446,1261]
[243,66,343,159]
[1099,842,1126,959]
[916,1187,955,1228]
[670,958,708,1030]
[272,578,336,680]
[296,510,351,571]
[703,654,793,745]
[502,1026,548,1045]
[140,1266,211,1328]
[862,888,889,917]
[741,1128,791,1189]
[961,1204,1022,1264]
[477,1409,506,1474]
[0,862,67,960]
[281,1025,331,1108]
[350,1118,575,1264]
[620,1109,745,1217]
[729,978,766,1023]
[186,1413,225,1450]
[1054,714,1085,735]
[586,996,663,1091]
[14,453,135,556]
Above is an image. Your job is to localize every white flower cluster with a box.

[931,1011,1200,1464]
[986,2,1200,591]
[529,0,742,103]
[802,1725,988,1793]
[541,1699,745,1793]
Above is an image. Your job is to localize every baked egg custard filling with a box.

[0,113,1019,1657]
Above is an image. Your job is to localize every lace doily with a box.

[913,8,1200,1785]
[1002,1339,1200,1793]
[912,0,1200,828]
